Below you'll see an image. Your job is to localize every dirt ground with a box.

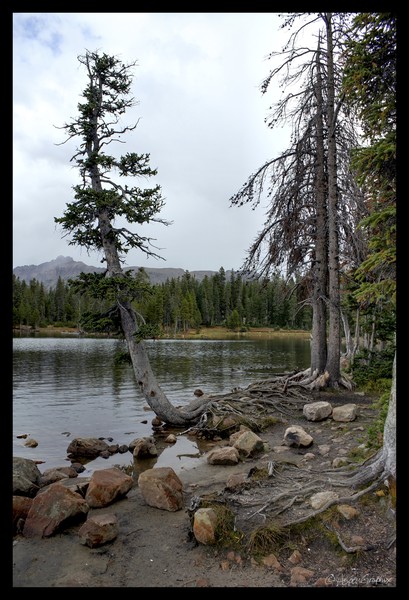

[12,389,397,588]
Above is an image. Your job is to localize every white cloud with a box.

[13,12,291,271]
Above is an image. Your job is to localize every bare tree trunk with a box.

[324,13,342,385]
[348,351,396,487]
[353,306,360,355]
[369,316,376,352]
[341,310,354,358]
[310,35,328,376]
[118,299,204,425]
[96,200,206,427]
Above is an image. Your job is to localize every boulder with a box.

[138,467,183,511]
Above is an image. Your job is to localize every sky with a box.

[13,12,293,272]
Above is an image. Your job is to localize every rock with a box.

[138,467,183,511]
[66,437,110,459]
[332,457,349,468]
[24,438,39,448]
[225,472,248,490]
[310,491,339,510]
[13,496,33,534]
[78,513,119,547]
[303,401,333,421]
[232,430,265,457]
[261,553,284,571]
[337,504,359,520]
[332,404,358,422]
[23,482,89,538]
[85,467,133,508]
[288,549,302,564]
[290,566,315,585]
[130,436,158,458]
[284,426,313,448]
[207,446,240,465]
[13,456,42,497]
[39,466,78,487]
[193,507,218,544]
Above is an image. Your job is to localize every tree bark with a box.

[118,298,204,425]
[310,35,328,375]
[348,351,396,487]
[324,13,342,385]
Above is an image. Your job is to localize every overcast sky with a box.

[13,12,293,272]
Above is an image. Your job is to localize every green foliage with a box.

[114,349,132,365]
[68,269,153,304]
[367,389,390,449]
[79,310,119,334]
[343,13,396,316]
[348,344,392,450]
[13,268,314,334]
[226,308,241,331]
[197,501,245,549]
[352,347,394,388]
[133,323,163,343]
[52,48,172,343]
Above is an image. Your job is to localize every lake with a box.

[12,334,311,475]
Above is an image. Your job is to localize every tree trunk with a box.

[324,12,342,385]
[310,35,328,376]
[353,306,360,355]
[349,351,396,487]
[341,310,354,358]
[118,299,205,425]
[97,202,206,427]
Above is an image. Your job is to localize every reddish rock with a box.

[78,513,118,548]
[193,507,218,544]
[23,482,89,538]
[13,495,33,533]
[85,467,133,508]
[138,467,183,511]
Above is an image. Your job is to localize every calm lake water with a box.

[13,334,311,475]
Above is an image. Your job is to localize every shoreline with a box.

[13,325,312,340]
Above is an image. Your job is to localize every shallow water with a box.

[13,335,311,475]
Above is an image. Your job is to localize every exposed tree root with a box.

[182,368,355,435]
[183,370,393,538]
[323,523,375,553]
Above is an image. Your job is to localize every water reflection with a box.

[13,335,311,474]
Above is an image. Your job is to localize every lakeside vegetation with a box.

[12,268,313,336]
[14,323,312,340]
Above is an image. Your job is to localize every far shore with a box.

[13,325,312,340]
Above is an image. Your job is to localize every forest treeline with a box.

[12,268,312,334]
[12,263,394,358]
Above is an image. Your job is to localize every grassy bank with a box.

[163,327,311,340]
[17,325,311,340]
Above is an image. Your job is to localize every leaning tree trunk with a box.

[98,213,207,427]
[118,299,206,426]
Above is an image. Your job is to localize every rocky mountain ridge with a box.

[13,255,231,289]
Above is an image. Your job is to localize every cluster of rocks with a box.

[13,400,360,549]
[205,400,358,468]
[13,455,185,547]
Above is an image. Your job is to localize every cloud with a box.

[13,12,290,271]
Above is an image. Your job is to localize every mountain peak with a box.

[13,257,228,288]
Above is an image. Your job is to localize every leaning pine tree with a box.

[55,51,207,426]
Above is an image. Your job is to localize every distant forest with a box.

[12,268,312,334]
